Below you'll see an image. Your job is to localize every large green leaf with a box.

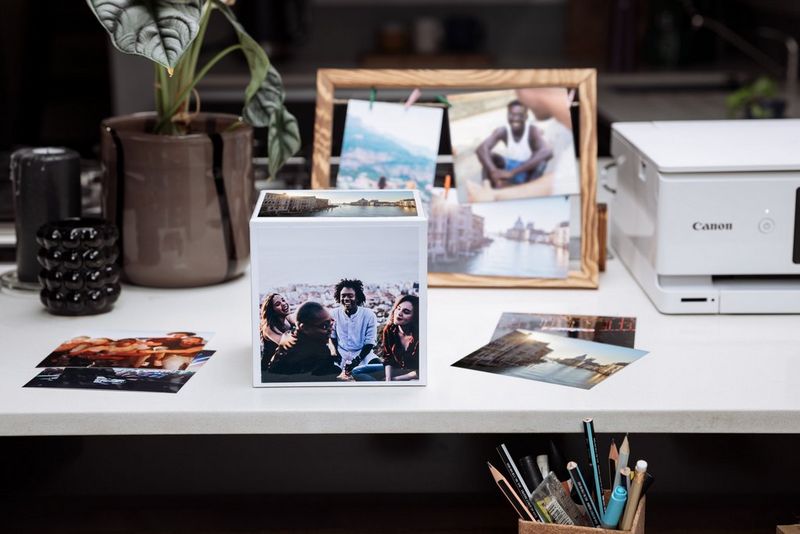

[268,106,301,179]
[86,0,203,70]
[212,1,269,106]
[242,66,286,127]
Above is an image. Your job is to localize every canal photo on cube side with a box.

[335,99,443,202]
[257,190,418,218]
[452,330,648,390]
[428,190,570,279]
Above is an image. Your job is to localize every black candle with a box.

[10,147,81,283]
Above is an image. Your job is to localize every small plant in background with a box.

[86,0,300,177]
[726,76,786,119]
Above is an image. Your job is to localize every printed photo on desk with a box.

[24,367,197,394]
[35,330,214,371]
[447,88,579,204]
[492,313,637,348]
[428,188,570,279]
[250,190,427,387]
[452,330,648,390]
[335,99,443,202]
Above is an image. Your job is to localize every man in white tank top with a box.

[476,100,553,188]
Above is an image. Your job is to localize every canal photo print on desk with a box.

[452,330,648,390]
[492,313,637,348]
[310,69,598,288]
[250,189,427,387]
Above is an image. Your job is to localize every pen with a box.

[567,461,602,527]
[613,434,630,490]
[641,471,655,497]
[488,461,537,522]
[548,440,569,482]
[619,460,647,530]
[582,418,605,515]
[600,485,627,529]
[536,454,549,480]
[519,455,544,491]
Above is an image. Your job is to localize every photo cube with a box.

[250,189,427,387]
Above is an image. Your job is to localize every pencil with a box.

[488,461,537,522]
[608,438,618,490]
[620,466,631,493]
[582,418,605,515]
[567,461,602,527]
[613,434,630,490]
[619,460,647,530]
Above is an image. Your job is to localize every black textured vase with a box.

[36,218,121,316]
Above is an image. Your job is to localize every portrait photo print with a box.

[448,88,579,203]
[336,99,443,201]
[251,223,425,386]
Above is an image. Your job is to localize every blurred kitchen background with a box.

[1,0,798,249]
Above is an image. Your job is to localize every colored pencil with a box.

[582,418,605,515]
[488,461,537,522]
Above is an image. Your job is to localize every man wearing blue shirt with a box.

[330,279,377,375]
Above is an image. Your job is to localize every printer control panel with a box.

[655,173,800,276]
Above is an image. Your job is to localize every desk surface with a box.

[0,258,797,436]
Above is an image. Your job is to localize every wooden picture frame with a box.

[311,69,598,289]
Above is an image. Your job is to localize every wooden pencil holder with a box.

[518,496,645,534]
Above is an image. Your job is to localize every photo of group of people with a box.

[259,279,420,383]
[24,331,214,393]
[250,220,425,387]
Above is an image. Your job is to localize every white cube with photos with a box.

[250,189,427,387]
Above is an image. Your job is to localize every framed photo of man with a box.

[311,69,599,289]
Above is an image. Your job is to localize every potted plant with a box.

[726,76,786,119]
[87,0,300,287]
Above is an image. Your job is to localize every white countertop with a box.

[0,258,798,436]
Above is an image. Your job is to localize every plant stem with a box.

[185,2,213,84]
[155,44,243,133]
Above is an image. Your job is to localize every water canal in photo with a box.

[431,235,569,279]
[503,359,605,389]
[304,204,417,218]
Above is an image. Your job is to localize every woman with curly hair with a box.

[352,294,419,381]
[259,293,296,371]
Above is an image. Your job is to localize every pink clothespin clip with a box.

[404,88,422,109]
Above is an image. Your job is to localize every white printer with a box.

[610,120,800,314]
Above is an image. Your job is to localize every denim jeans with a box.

[352,364,385,381]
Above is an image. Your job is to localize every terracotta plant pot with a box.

[100,112,254,287]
